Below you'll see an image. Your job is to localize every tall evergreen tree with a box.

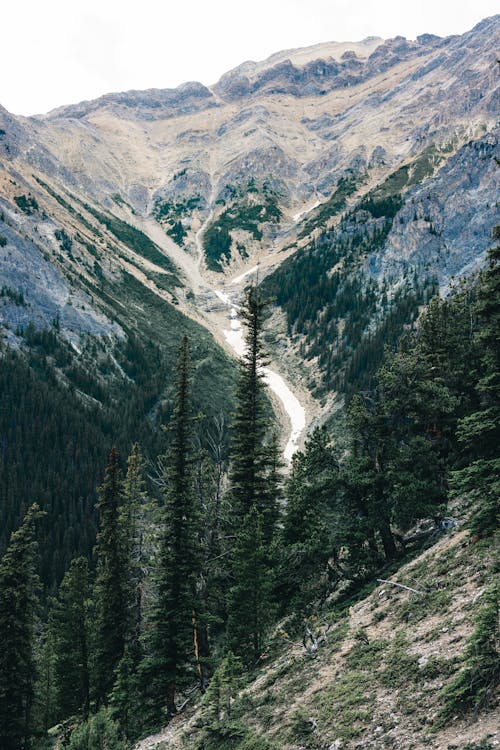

[226,506,275,666]
[120,443,150,653]
[93,448,126,705]
[0,504,43,750]
[226,288,281,662]
[142,336,199,719]
[111,444,152,741]
[278,428,339,612]
[50,557,91,721]
[229,286,273,518]
[452,239,500,535]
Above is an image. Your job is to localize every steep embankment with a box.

[134,519,498,750]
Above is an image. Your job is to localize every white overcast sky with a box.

[2,0,498,116]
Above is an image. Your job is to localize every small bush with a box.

[67,708,127,750]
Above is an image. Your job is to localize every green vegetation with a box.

[298,173,360,238]
[34,176,178,277]
[153,194,204,246]
[438,584,499,723]
[0,505,44,750]
[262,150,447,396]
[166,219,187,245]
[153,194,203,221]
[0,270,237,588]
[0,248,498,749]
[34,178,97,233]
[204,182,282,271]
[54,227,73,254]
[314,671,375,741]
[67,708,126,750]
[451,239,500,537]
[1,285,26,305]
[14,193,39,214]
[83,202,178,277]
[0,127,498,750]
[263,208,437,396]
[0,232,7,247]
[142,337,200,720]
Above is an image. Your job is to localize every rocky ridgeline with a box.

[0,16,498,340]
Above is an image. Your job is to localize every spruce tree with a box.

[120,443,150,652]
[229,286,273,517]
[93,448,126,705]
[226,506,275,666]
[50,557,91,721]
[278,428,339,611]
[0,504,44,750]
[452,240,500,535]
[142,336,199,719]
[226,286,281,663]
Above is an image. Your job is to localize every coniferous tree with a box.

[200,650,243,727]
[226,287,281,663]
[33,622,57,736]
[0,504,44,750]
[278,428,339,612]
[50,557,91,721]
[193,449,228,690]
[120,443,150,653]
[93,448,126,705]
[226,506,275,665]
[142,336,199,719]
[229,286,273,518]
[452,240,500,535]
[110,648,141,741]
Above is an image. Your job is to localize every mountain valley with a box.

[0,14,498,750]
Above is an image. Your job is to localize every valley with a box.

[0,14,498,750]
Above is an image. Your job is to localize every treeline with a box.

[0,239,498,748]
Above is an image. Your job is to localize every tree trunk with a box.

[378,521,398,560]
[166,682,176,716]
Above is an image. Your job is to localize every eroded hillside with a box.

[133,518,498,750]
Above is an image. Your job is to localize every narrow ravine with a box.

[192,197,309,462]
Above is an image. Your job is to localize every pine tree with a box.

[93,448,126,705]
[33,622,57,736]
[229,286,272,517]
[142,336,199,719]
[120,443,150,652]
[201,651,243,727]
[110,648,141,741]
[227,506,275,665]
[50,557,91,721]
[452,240,500,535]
[0,504,44,750]
[225,287,281,664]
[278,428,339,611]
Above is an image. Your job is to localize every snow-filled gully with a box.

[214,288,306,462]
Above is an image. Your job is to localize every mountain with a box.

[0,17,498,750]
[0,17,498,581]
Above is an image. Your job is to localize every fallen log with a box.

[377,579,425,595]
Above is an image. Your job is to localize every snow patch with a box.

[293,200,321,222]
[230,264,260,285]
